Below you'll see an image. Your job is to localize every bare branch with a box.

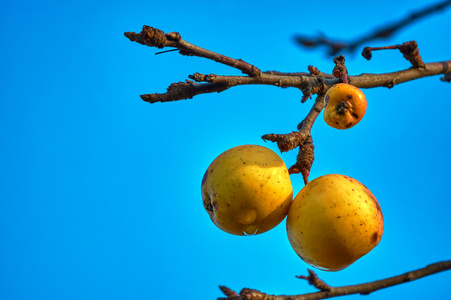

[125,26,450,103]
[350,60,451,89]
[294,0,451,56]
[125,26,261,76]
[136,59,450,103]
[219,260,451,300]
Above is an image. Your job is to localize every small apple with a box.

[201,145,293,235]
[323,83,367,129]
[286,174,383,271]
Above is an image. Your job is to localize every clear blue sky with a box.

[1,0,450,299]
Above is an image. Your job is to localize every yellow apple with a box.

[201,145,293,235]
[286,174,383,271]
[323,83,367,129]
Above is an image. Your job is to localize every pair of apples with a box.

[201,85,383,272]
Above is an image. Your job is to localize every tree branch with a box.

[294,0,451,56]
[218,260,451,300]
[125,25,450,183]
[140,60,450,104]
[125,26,450,104]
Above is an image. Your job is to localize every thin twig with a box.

[362,41,425,68]
[125,26,261,76]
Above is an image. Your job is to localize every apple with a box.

[323,83,367,129]
[286,174,383,271]
[201,145,293,235]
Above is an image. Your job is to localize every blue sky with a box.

[1,0,450,299]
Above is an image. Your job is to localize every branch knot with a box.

[297,269,333,291]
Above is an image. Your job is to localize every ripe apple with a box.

[286,174,383,271]
[323,83,367,129]
[201,145,293,235]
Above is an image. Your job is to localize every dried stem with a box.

[219,260,451,300]
[362,41,425,68]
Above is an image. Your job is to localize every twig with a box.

[261,94,324,153]
[219,286,239,297]
[124,26,261,76]
[140,81,230,104]
[362,41,425,68]
[294,0,451,56]
[218,260,451,300]
[296,269,332,291]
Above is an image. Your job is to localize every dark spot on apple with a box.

[325,95,329,105]
[347,94,353,99]
[371,232,379,244]
[213,201,219,210]
[345,121,354,128]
